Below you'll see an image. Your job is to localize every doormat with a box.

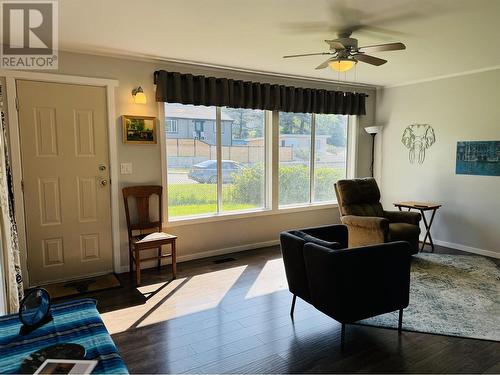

[42,274,121,299]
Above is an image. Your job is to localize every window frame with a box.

[166,119,178,133]
[160,102,357,225]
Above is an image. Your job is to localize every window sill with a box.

[164,202,338,228]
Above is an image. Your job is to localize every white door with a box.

[17,80,113,285]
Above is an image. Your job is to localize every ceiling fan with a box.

[283,31,406,72]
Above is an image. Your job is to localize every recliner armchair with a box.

[334,177,421,254]
[280,224,412,347]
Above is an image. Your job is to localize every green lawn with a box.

[168,203,257,217]
[167,183,257,217]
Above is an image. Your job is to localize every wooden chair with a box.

[122,185,177,285]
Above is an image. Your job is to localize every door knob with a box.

[100,179,108,187]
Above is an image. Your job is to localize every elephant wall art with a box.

[401,124,436,164]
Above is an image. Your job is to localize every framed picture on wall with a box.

[122,115,157,144]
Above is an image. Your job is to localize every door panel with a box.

[17,80,112,284]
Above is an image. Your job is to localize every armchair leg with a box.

[341,323,346,349]
[290,294,296,318]
[398,308,403,333]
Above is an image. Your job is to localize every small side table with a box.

[393,201,442,252]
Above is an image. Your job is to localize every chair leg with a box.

[341,323,346,349]
[157,246,162,270]
[135,250,141,286]
[290,294,296,318]
[128,245,133,274]
[398,308,403,333]
[171,240,177,279]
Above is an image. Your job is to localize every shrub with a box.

[279,165,310,205]
[230,164,265,205]
[230,164,346,205]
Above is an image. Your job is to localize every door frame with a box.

[0,70,120,286]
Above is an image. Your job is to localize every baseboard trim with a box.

[432,239,500,259]
[118,239,280,273]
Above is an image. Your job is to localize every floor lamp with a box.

[365,126,384,177]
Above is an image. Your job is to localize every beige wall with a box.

[375,69,500,257]
[9,51,376,270]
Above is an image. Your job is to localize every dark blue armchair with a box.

[280,224,412,347]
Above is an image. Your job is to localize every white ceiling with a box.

[58,0,500,87]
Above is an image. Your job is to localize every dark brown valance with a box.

[154,70,367,115]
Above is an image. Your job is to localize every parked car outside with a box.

[188,160,244,183]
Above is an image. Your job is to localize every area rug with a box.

[43,274,121,299]
[358,253,500,341]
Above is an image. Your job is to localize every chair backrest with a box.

[334,177,384,217]
[122,185,163,236]
[303,241,411,323]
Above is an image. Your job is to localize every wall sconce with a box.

[132,86,147,104]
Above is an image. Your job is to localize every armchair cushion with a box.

[384,210,422,225]
[291,231,343,250]
[341,215,389,232]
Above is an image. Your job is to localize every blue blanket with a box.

[0,298,128,374]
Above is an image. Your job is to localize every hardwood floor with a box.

[76,244,500,373]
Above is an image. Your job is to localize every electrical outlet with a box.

[120,163,133,174]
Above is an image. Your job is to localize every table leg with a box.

[398,206,402,211]
[426,209,437,252]
[420,210,430,252]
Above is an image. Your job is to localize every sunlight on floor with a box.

[245,258,287,299]
[101,265,248,334]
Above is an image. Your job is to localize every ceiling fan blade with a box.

[315,58,334,70]
[283,52,332,59]
[353,53,387,66]
[325,40,345,50]
[358,42,406,53]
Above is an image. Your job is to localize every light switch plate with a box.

[120,163,133,174]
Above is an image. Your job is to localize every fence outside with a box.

[166,138,293,163]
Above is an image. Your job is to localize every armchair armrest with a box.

[303,241,412,323]
[384,210,421,225]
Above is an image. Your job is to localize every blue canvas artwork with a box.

[456,141,500,176]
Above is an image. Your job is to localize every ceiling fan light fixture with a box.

[328,58,356,73]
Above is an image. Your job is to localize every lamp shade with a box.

[133,91,147,104]
[329,59,356,73]
[132,87,147,104]
[365,126,384,134]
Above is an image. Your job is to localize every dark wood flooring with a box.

[75,244,500,373]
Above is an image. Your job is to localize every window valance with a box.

[154,70,367,115]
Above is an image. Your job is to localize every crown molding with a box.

[384,65,500,89]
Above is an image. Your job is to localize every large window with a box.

[165,104,217,218]
[279,112,348,207]
[165,103,267,219]
[164,103,351,221]
[221,107,266,212]
[278,112,312,206]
